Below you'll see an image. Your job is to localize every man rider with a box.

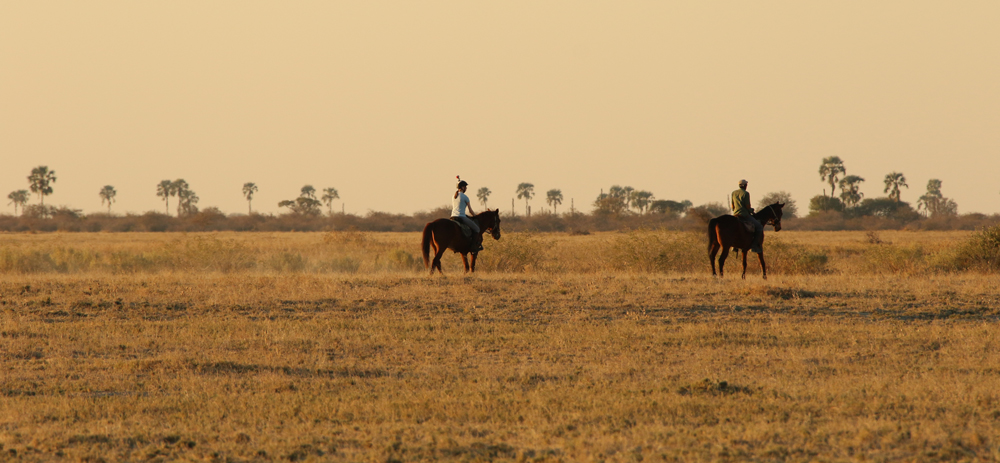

[731,179,763,254]
[452,178,484,252]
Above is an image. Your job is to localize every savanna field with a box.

[2,229,1000,462]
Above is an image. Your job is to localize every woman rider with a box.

[453,178,483,252]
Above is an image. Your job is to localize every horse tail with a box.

[421,223,433,268]
[707,217,719,253]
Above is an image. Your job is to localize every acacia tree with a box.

[7,190,29,215]
[818,156,846,198]
[28,166,57,205]
[883,172,908,203]
[279,186,322,216]
[99,185,117,213]
[516,183,534,216]
[546,189,563,214]
[477,187,491,210]
[322,187,340,215]
[242,182,258,214]
[156,180,173,214]
[838,175,865,208]
[757,192,797,218]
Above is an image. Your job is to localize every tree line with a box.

[812,156,959,220]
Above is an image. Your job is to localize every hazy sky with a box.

[2,2,998,216]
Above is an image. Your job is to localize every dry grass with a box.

[2,231,1000,462]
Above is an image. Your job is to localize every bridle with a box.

[763,204,781,230]
[482,210,501,240]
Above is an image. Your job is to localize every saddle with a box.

[737,216,755,234]
[450,217,473,238]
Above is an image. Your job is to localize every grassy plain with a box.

[2,230,999,462]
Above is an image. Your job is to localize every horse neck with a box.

[754,207,772,222]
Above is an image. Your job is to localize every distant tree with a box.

[156,180,174,214]
[476,187,491,210]
[837,175,865,208]
[818,156,846,198]
[917,179,958,217]
[622,186,635,212]
[757,191,798,218]
[546,189,563,214]
[809,195,844,214]
[242,182,258,214]
[178,187,199,216]
[280,187,322,216]
[849,197,919,221]
[516,183,534,216]
[649,199,692,215]
[7,190,29,215]
[28,166,57,205]
[883,172,908,203]
[171,179,190,217]
[593,186,628,216]
[322,187,340,215]
[630,190,654,214]
[98,185,116,213]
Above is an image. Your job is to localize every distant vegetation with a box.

[3,162,998,232]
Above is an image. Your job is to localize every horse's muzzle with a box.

[490,229,501,240]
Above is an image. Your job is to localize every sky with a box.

[2,2,998,216]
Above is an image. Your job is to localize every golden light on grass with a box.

[1,230,999,461]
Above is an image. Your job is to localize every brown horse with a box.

[708,203,784,279]
[422,209,502,274]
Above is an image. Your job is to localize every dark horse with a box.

[422,210,502,274]
[708,203,784,279]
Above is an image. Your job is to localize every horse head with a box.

[766,203,784,231]
[480,209,502,240]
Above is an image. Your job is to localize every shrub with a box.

[610,229,703,273]
[948,225,1000,271]
[476,232,547,272]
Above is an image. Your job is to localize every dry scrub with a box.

[1,231,999,461]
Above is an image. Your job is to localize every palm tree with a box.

[7,190,29,215]
[99,185,117,213]
[242,182,258,214]
[322,187,340,215]
[476,187,492,210]
[156,180,173,214]
[178,188,199,216]
[838,175,865,208]
[622,186,635,212]
[171,179,189,217]
[818,156,846,198]
[546,189,563,214]
[301,185,317,200]
[630,190,654,214]
[28,166,57,206]
[917,179,947,216]
[516,183,534,216]
[883,172,908,203]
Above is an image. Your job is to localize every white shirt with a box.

[452,192,471,217]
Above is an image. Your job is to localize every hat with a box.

[738,179,748,187]
[456,175,468,188]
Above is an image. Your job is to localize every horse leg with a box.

[718,247,730,277]
[461,253,470,273]
[432,244,447,275]
[470,252,478,273]
[758,251,767,280]
[709,242,720,276]
[741,249,748,280]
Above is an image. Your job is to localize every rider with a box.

[452,177,483,252]
[731,179,763,254]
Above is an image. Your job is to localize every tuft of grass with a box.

[947,224,1000,271]
[476,232,548,272]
